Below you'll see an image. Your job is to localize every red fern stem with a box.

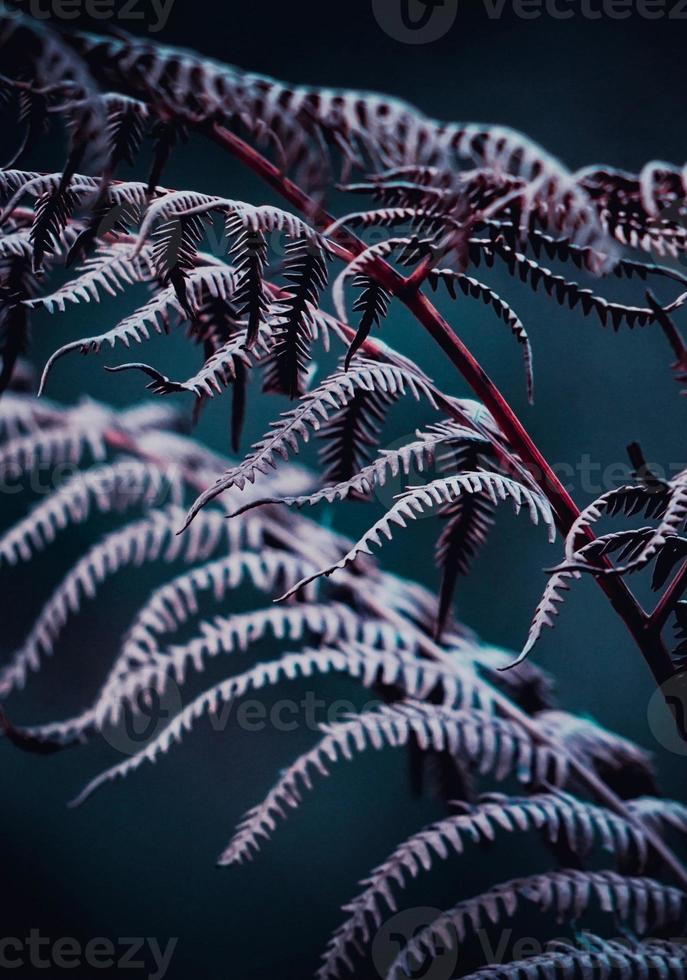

[208,122,676,692]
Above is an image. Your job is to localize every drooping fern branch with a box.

[2,13,687,979]
[1,385,686,977]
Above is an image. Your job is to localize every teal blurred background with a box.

[1,2,686,977]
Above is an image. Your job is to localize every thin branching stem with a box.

[208,122,677,693]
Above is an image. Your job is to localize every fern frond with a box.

[459,935,687,979]
[0,401,111,479]
[235,202,323,241]
[563,484,670,562]
[151,198,321,245]
[536,710,655,790]
[444,123,613,255]
[475,239,686,330]
[132,190,219,244]
[497,219,687,288]
[428,268,534,402]
[121,600,418,698]
[63,181,148,265]
[103,595,451,733]
[578,164,687,256]
[112,323,269,398]
[559,526,660,573]
[152,213,209,313]
[216,702,565,867]
[37,285,178,393]
[71,659,500,810]
[0,168,42,205]
[129,202,322,351]
[391,870,686,980]
[283,471,555,598]
[1,175,146,240]
[344,275,393,370]
[226,211,269,349]
[0,228,33,260]
[102,93,149,172]
[435,490,496,640]
[0,392,64,441]
[0,458,183,566]
[86,605,419,741]
[0,172,93,219]
[30,185,81,271]
[119,548,321,661]
[28,242,156,313]
[62,29,612,266]
[325,207,447,236]
[0,12,109,185]
[555,495,687,581]
[37,264,237,394]
[318,368,400,487]
[319,790,650,980]
[181,359,440,528]
[0,505,237,697]
[226,424,488,519]
[12,535,297,747]
[262,238,329,399]
[598,480,687,577]
[511,569,580,666]
[2,25,687,966]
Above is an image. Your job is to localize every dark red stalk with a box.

[208,122,677,691]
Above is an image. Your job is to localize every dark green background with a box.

[1,2,686,977]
